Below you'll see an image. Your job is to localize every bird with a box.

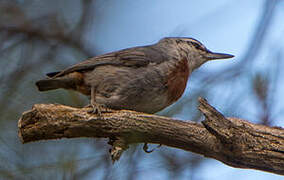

[36,37,234,115]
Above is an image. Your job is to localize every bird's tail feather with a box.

[36,72,84,92]
[46,71,60,78]
[35,79,66,91]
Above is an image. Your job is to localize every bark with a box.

[18,97,284,175]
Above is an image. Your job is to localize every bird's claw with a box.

[143,143,162,153]
[85,103,102,117]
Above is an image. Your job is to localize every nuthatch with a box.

[36,37,233,114]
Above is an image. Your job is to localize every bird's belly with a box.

[92,66,169,113]
[92,59,190,113]
[98,88,169,114]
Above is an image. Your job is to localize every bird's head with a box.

[160,37,234,69]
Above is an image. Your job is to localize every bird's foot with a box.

[92,103,102,116]
[84,103,102,116]
[84,104,112,116]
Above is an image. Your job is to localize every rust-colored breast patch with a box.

[166,58,190,105]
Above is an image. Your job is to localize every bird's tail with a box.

[36,78,67,91]
[35,72,84,91]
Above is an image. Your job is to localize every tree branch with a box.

[18,98,284,175]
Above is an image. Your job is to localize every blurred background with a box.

[0,0,284,179]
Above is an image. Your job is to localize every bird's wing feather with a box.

[50,45,163,78]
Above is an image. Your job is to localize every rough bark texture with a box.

[18,98,284,175]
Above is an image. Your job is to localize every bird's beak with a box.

[205,51,234,60]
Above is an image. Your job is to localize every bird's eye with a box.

[191,42,206,51]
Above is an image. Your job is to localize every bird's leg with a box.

[88,86,102,116]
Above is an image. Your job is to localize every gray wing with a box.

[50,45,166,78]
